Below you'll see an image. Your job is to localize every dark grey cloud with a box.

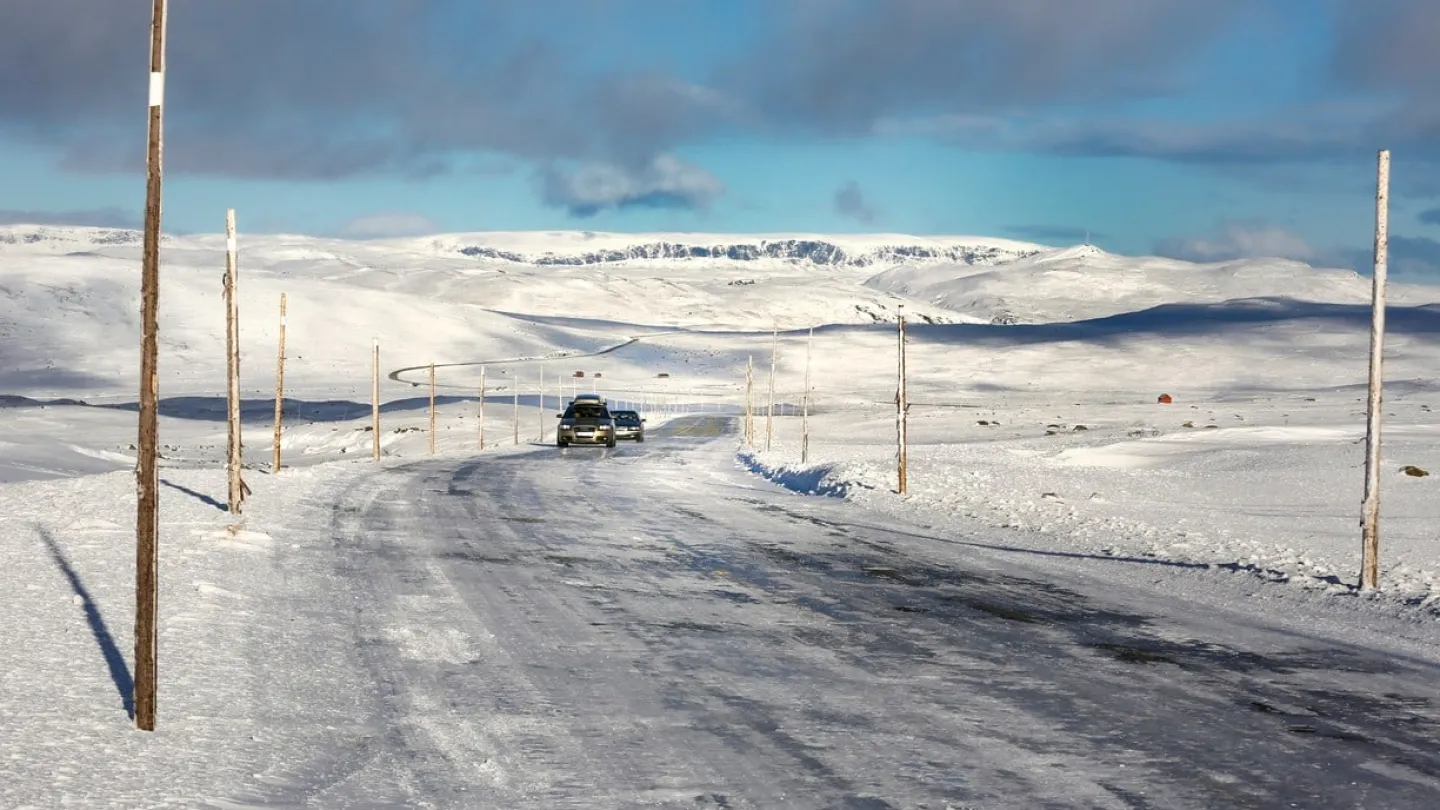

[1005,225,1104,244]
[539,155,724,217]
[0,207,139,229]
[0,0,732,194]
[833,181,877,224]
[0,1,1253,183]
[1330,0,1440,96]
[1419,208,1440,227]
[1384,236,1440,278]
[952,1,1440,184]
[1331,236,1440,279]
[10,0,1436,217]
[728,0,1248,132]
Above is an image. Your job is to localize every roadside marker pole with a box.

[802,327,812,464]
[1361,149,1391,591]
[272,293,286,473]
[897,306,908,495]
[371,339,380,461]
[744,357,754,446]
[134,0,169,732]
[478,365,485,450]
[224,209,247,512]
[766,328,777,451]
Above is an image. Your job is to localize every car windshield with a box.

[612,411,641,425]
[565,404,608,419]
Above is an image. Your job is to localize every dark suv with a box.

[611,410,645,442]
[556,399,617,448]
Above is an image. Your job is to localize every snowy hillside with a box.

[3,223,1440,587]
[864,243,1424,324]
[7,222,1440,806]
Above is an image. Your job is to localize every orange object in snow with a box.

[1157,394,1173,404]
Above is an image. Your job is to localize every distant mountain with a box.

[0,225,1047,269]
[0,225,145,249]
[438,232,1044,269]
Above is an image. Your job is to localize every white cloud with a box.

[341,212,438,238]
[0,207,139,229]
[1155,219,1315,262]
[541,154,723,216]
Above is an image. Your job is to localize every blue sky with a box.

[4,0,1440,274]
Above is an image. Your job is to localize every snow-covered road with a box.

[197,415,1440,809]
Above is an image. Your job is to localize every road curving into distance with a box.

[224,414,1440,809]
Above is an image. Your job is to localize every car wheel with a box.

[557,439,568,448]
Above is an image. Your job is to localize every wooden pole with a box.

[371,339,380,462]
[1361,149,1391,592]
[478,365,486,450]
[766,327,777,451]
[224,209,245,513]
[744,356,754,447]
[428,362,436,456]
[897,306,908,495]
[272,293,286,473]
[802,326,812,464]
[134,0,168,733]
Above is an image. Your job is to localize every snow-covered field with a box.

[4,224,1440,806]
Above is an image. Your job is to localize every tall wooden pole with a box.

[371,339,380,462]
[744,356,754,447]
[897,306,908,495]
[1361,149,1391,592]
[478,365,486,450]
[224,209,245,513]
[271,293,286,473]
[134,0,168,733]
[802,327,812,464]
[766,327,777,451]
[428,362,436,456]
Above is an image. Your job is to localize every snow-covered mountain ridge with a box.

[0,225,146,250]
[452,235,1042,268]
[0,225,1048,269]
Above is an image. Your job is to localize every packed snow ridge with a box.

[453,236,1042,268]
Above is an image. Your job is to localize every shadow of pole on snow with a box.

[161,478,228,512]
[38,525,135,720]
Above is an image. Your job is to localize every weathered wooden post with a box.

[224,209,246,512]
[766,328,777,451]
[897,306,908,495]
[1361,149,1391,591]
[271,293,286,473]
[371,339,380,461]
[802,327,812,464]
[134,0,169,732]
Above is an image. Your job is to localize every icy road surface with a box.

[235,416,1440,809]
